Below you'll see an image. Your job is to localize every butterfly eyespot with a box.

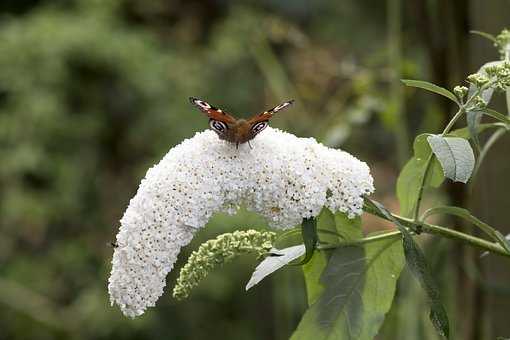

[209,120,227,133]
[251,121,268,134]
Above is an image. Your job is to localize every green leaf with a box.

[397,134,444,217]
[447,122,507,138]
[299,217,318,265]
[401,235,450,339]
[481,108,510,125]
[246,245,305,290]
[365,199,450,339]
[470,30,497,43]
[317,207,338,242]
[292,229,404,339]
[302,250,329,306]
[402,79,459,104]
[427,135,475,183]
[422,206,510,254]
[334,212,362,241]
[302,209,357,306]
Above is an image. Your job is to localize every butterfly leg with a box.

[236,142,239,150]
[248,141,253,149]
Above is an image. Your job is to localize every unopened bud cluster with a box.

[453,86,468,101]
[470,95,488,110]
[495,28,510,57]
[463,60,510,109]
[466,73,490,88]
[483,62,510,91]
[172,230,276,300]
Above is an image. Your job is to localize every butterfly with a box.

[189,97,294,148]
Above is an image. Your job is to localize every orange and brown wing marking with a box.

[189,97,236,124]
[247,99,295,124]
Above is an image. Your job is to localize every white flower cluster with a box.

[108,127,374,317]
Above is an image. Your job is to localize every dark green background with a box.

[0,0,509,339]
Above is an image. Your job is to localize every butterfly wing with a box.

[189,97,236,123]
[189,97,238,138]
[246,99,295,137]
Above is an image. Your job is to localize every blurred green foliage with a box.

[1,0,509,339]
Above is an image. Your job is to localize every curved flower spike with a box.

[172,230,276,300]
[108,128,374,317]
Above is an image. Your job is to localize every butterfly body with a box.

[189,97,294,147]
[218,119,252,145]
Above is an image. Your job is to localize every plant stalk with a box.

[366,207,510,258]
[316,207,509,258]
[441,107,465,135]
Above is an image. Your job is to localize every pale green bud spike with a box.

[172,230,276,300]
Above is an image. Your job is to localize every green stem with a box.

[441,106,465,135]
[316,212,509,257]
[366,207,510,258]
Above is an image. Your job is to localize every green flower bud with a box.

[453,86,468,100]
[484,65,499,77]
[467,73,490,87]
[495,28,510,57]
[469,95,487,110]
[491,62,510,91]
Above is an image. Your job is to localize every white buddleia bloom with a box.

[108,127,374,317]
